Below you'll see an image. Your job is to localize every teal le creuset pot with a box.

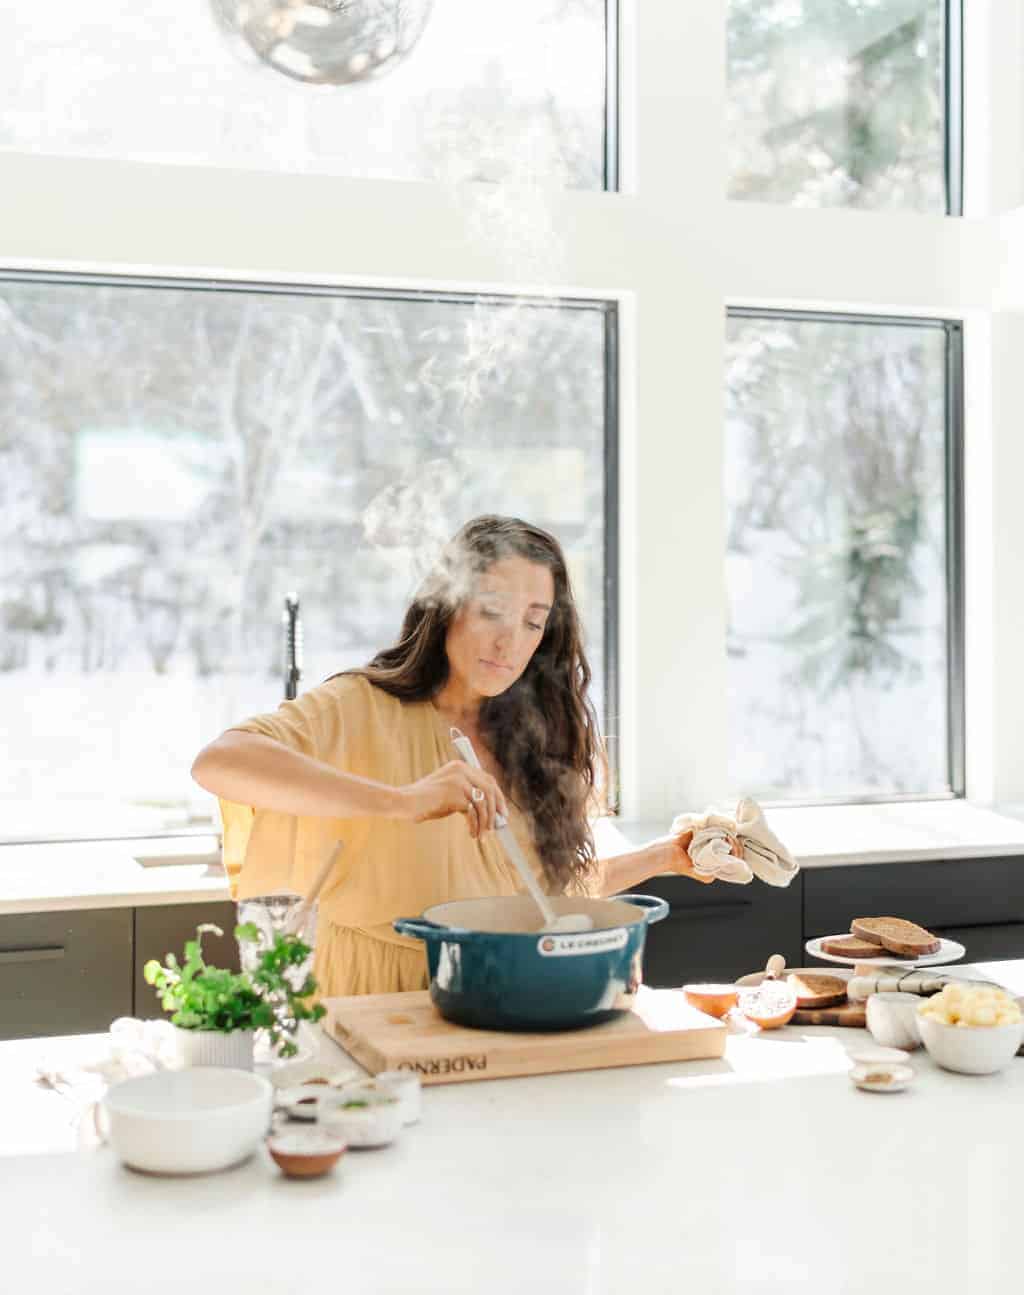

[393,893,669,1031]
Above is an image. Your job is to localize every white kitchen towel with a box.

[671,797,799,887]
[735,796,800,887]
[35,1017,180,1149]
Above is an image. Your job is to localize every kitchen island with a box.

[3,960,1022,1295]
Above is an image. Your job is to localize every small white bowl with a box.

[266,1127,347,1179]
[866,992,923,1051]
[275,1084,335,1122]
[848,1045,910,1068]
[917,1015,1024,1075]
[375,1071,422,1125]
[103,1067,272,1175]
[268,1059,359,1091]
[318,1083,402,1148]
[850,1062,914,1094]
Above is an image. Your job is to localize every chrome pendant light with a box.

[210,0,434,86]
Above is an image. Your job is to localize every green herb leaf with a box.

[145,921,324,1059]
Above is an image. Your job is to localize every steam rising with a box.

[359,100,571,596]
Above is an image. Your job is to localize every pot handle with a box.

[616,893,670,925]
[393,917,474,943]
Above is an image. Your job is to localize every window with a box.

[4,0,615,190]
[0,274,617,843]
[727,0,961,214]
[724,309,963,802]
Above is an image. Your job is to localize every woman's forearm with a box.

[593,829,719,896]
[593,837,680,897]
[191,731,401,820]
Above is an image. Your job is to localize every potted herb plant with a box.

[144,922,326,1070]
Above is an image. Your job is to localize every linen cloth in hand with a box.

[670,797,799,887]
[35,1017,180,1149]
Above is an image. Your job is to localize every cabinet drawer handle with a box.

[0,946,65,965]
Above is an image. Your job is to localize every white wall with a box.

[3,1,1024,820]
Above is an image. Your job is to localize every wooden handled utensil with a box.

[285,839,345,941]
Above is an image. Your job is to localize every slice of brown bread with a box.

[786,972,848,1009]
[821,934,900,959]
[850,917,940,958]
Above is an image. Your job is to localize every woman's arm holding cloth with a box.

[590,797,797,897]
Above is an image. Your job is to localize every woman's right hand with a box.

[396,762,509,840]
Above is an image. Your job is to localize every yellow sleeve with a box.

[216,676,365,901]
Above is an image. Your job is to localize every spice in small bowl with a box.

[375,1071,422,1125]
[318,1082,403,1148]
[267,1127,347,1178]
[276,1083,339,1122]
[849,1062,914,1094]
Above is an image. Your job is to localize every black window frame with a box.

[944,0,964,217]
[726,0,964,218]
[0,269,621,841]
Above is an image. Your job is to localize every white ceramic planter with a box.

[173,1026,255,1071]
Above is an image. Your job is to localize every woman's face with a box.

[444,556,556,700]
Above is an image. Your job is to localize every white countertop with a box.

[0,835,228,915]
[602,797,1024,867]
[4,960,1023,1294]
[4,800,1024,917]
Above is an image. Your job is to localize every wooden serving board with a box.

[323,988,727,1085]
[792,1002,867,1028]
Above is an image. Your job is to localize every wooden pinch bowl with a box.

[267,1130,347,1179]
[683,984,740,1019]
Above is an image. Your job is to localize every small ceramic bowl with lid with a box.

[866,992,923,1051]
[374,1071,422,1125]
[847,1045,914,1093]
[318,1081,403,1148]
[849,1063,915,1094]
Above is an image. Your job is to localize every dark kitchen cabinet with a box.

[628,874,805,987]
[0,901,243,1040]
[0,908,132,1041]
[133,901,242,1019]
[803,857,1024,963]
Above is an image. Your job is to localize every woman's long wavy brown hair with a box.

[341,515,603,894]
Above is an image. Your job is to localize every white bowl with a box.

[850,1062,914,1093]
[917,1015,1024,1076]
[103,1068,273,1174]
[866,992,922,1051]
[375,1071,422,1125]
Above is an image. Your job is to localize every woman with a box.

[192,515,720,999]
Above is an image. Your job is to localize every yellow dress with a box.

[218,674,551,999]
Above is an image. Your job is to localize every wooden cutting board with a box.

[323,988,727,1085]
[792,1001,867,1028]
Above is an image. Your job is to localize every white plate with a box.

[850,1063,914,1093]
[805,936,965,968]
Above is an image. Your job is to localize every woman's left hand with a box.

[665,827,742,884]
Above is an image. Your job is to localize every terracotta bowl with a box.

[267,1130,347,1179]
